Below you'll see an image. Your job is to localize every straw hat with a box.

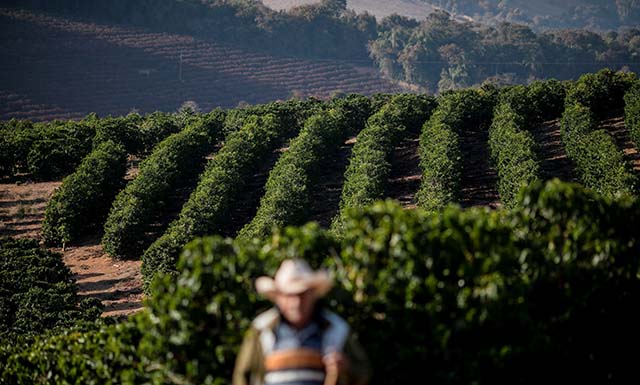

[255,259,333,301]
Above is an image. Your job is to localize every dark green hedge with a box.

[0,117,97,180]
[416,89,495,210]
[239,96,371,240]
[331,94,436,232]
[4,180,639,384]
[565,69,637,120]
[0,238,101,353]
[488,103,541,207]
[42,140,128,246]
[624,81,640,151]
[141,113,297,289]
[561,102,637,197]
[0,112,185,181]
[498,79,567,129]
[101,111,226,259]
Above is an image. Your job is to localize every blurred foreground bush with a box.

[3,180,639,384]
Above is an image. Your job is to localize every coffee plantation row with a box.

[2,71,638,284]
[2,181,639,384]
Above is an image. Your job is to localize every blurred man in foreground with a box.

[233,259,371,385]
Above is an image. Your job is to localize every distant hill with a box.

[0,8,405,121]
[263,0,640,31]
[423,0,640,31]
[263,0,440,21]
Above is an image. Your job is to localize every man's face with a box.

[275,289,317,328]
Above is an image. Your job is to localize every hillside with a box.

[263,0,639,31]
[263,0,440,20]
[0,7,405,122]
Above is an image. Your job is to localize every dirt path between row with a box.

[386,131,421,209]
[531,119,578,182]
[309,136,357,227]
[0,181,144,318]
[600,116,640,176]
[459,126,501,209]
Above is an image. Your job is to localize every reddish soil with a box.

[459,126,501,209]
[386,131,421,209]
[0,8,406,122]
[600,116,640,175]
[0,181,144,318]
[0,181,60,238]
[531,119,578,182]
[309,136,358,227]
[56,238,144,318]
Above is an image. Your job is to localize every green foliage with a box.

[136,111,184,154]
[5,180,640,384]
[239,97,371,240]
[565,69,637,120]
[0,117,97,180]
[0,238,101,350]
[498,79,567,128]
[416,89,495,211]
[141,113,296,289]
[102,111,226,259]
[624,81,640,151]
[92,114,145,154]
[331,94,436,232]
[561,102,637,197]
[2,321,146,384]
[488,103,541,207]
[42,140,128,246]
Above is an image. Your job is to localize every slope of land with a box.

[600,116,640,176]
[309,136,357,226]
[386,132,421,209]
[263,0,439,20]
[459,126,500,208]
[0,8,405,121]
[0,180,144,318]
[531,119,578,182]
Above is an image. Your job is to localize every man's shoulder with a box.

[251,307,280,331]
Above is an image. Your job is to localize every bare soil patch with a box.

[531,119,578,182]
[309,136,357,227]
[0,181,60,238]
[600,116,640,175]
[459,126,500,208]
[386,131,421,209]
[0,181,144,318]
[56,238,144,318]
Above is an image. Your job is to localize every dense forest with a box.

[371,11,640,92]
[420,0,640,31]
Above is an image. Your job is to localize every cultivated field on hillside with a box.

[0,8,405,122]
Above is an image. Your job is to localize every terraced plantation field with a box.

[2,70,640,318]
[0,7,405,121]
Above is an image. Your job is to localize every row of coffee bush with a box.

[625,81,640,151]
[3,180,639,384]
[101,111,226,259]
[488,103,540,207]
[416,89,495,211]
[0,237,101,365]
[487,81,566,207]
[42,140,128,246]
[239,95,372,240]
[140,99,313,288]
[560,70,637,197]
[331,94,436,232]
[0,112,187,181]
